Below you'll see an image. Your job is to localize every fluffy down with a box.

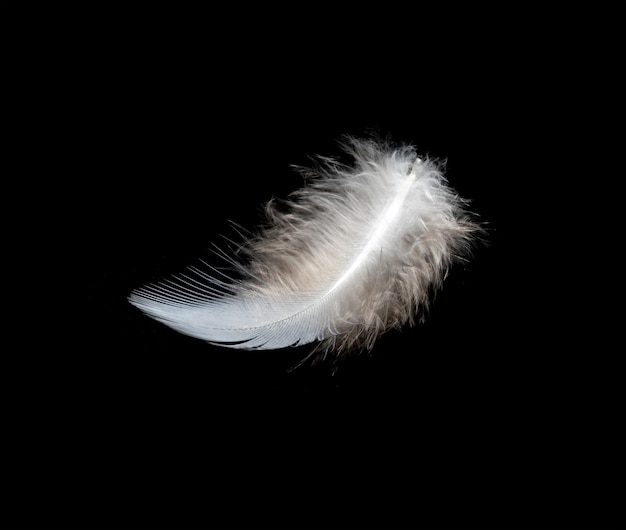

[129,137,481,355]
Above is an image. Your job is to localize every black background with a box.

[7,7,622,530]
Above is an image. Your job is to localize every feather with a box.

[129,137,482,356]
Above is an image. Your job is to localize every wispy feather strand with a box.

[129,137,481,356]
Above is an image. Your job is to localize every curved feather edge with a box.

[129,137,482,355]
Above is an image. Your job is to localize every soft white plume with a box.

[129,137,481,356]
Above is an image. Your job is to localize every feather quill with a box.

[129,137,481,355]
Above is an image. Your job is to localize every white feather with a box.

[129,137,481,355]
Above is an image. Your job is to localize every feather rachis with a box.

[129,137,481,354]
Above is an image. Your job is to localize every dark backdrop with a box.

[7,7,621,530]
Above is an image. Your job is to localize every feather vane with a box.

[129,138,481,354]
